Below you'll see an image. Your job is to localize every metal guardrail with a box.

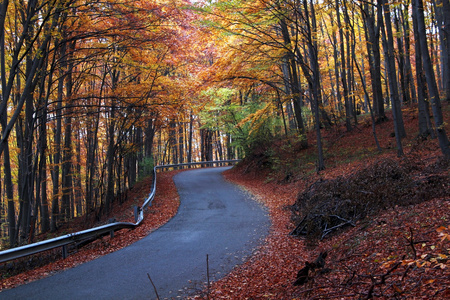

[0,159,240,264]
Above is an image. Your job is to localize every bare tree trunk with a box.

[37,88,50,233]
[433,0,450,102]
[279,18,307,143]
[169,120,178,164]
[362,1,386,122]
[105,102,116,214]
[394,8,411,105]
[411,1,434,138]
[178,121,184,163]
[1,141,16,246]
[75,127,83,216]
[336,0,352,131]
[381,0,405,156]
[188,113,193,162]
[414,0,450,157]
[61,41,75,221]
[400,2,417,104]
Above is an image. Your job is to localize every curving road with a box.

[0,167,270,299]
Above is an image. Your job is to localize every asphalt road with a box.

[0,167,270,299]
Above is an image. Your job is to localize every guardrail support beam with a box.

[62,245,68,259]
[133,205,139,223]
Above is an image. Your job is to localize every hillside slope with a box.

[194,106,449,299]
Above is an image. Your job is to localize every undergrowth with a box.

[290,157,449,241]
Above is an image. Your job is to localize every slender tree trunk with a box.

[178,121,184,163]
[304,0,325,170]
[105,101,116,214]
[330,17,343,117]
[19,27,37,242]
[169,120,178,164]
[188,113,194,162]
[394,8,411,105]
[75,128,83,216]
[336,0,352,131]
[0,0,16,247]
[38,97,50,233]
[400,2,417,104]
[363,2,386,122]
[381,0,405,156]
[280,61,297,130]
[411,1,434,138]
[433,0,450,102]
[414,0,450,157]
[279,18,307,143]
[61,42,75,221]
[1,140,16,246]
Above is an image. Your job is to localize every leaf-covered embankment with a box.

[0,170,181,291]
[195,109,449,299]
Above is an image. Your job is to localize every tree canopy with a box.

[1,0,449,248]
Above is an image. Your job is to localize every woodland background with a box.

[0,0,449,255]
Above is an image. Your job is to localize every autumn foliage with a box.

[1,0,450,298]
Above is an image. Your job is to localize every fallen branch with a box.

[294,251,328,286]
[147,273,160,300]
[321,217,356,240]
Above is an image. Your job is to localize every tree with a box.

[413,0,450,157]
[381,0,405,156]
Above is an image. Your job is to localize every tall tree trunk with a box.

[105,101,116,214]
[1,140,16,246]
[400,2,417,104]
[38,88,50,234]
[412,1,434,138]
[61,111,73,220]
[330,17,343,117]
[280,61,297,130]
[336,0,352,131]
[61,42,75,221]
[75,128,83,216]
[304,0,325,170]
[18,29,37,242]
[0,0,16,247]
[201,128,213,162]
[169,120,178,164]
[85,96,101,215]
[414,0,450,157]
[188,113,193,162]
[362,1,386,121]
[50,40,67,232]
[279,18,308,144]
[394,8,411,105]
[433,0,450,102]
[381,0,405,156]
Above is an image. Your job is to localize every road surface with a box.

[0,167,270,299]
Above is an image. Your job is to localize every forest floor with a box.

[1,104,449,299]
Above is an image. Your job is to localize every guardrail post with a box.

[134,205,139,223]
[62,245,68,259]
[108,218,116,238]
